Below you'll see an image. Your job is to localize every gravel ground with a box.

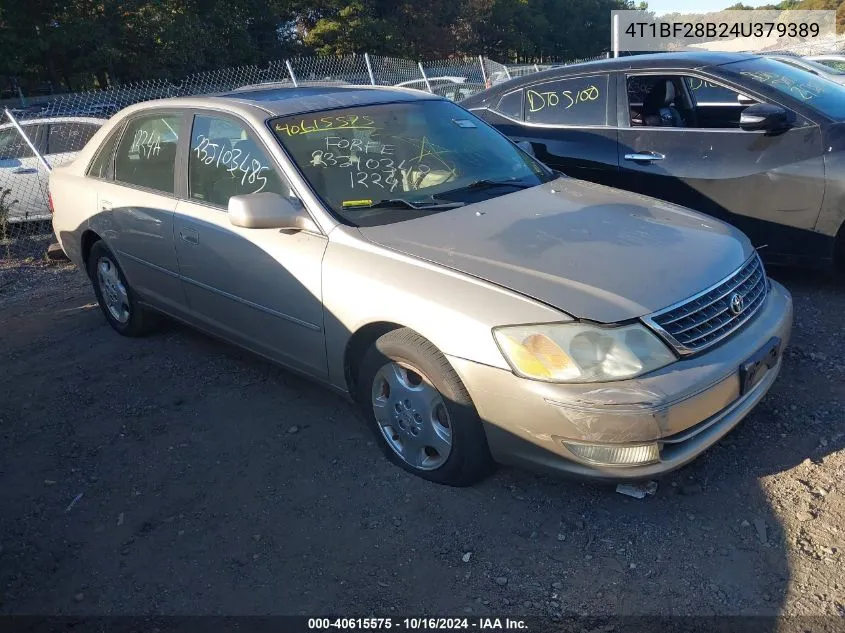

[0,258,843,618]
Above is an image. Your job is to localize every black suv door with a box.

[472,72,620,188]
[617,70,826,265]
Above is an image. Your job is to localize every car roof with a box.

[468,51,761,95]
[118,85,444,120]
[0,116,106,129]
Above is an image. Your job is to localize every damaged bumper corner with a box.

[446,280,793,481]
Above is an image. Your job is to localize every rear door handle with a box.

[179,227,199,245]
[12,167,37,175]
[624,151,666,163]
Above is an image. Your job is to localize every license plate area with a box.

[739,336,781,396]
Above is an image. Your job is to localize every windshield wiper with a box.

[341,198,465,211]
[433,179,536,200]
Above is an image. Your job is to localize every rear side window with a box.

[188,114,288,208]
[87,127,121,179]
[114,114,182,194]
[47,123,100,155]
[524,75,609,126]
[494,90,523,120]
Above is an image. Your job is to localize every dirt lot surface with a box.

[1,259,844,619]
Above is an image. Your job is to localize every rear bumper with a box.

[447,280,793,481]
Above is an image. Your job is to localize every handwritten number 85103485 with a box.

[193,135,269,194]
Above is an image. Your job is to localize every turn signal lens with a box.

[563,442,660,466]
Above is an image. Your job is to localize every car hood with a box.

[357,178,754,323]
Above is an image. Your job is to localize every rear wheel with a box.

[86,240,156,337]
[357,328,493,486]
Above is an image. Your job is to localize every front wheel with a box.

[357,328,493,486]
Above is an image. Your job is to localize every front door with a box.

[617,72,826,263]
[173,113,328,378]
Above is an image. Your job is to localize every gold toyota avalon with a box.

[49,86,792,486]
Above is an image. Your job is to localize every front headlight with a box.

[493,322,676,383]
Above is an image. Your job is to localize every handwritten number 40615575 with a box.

[193,135,269,194]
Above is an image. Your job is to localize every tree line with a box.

[1,0,641,95]
[1,0,843,96]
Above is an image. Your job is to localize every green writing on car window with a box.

[274,115,376,136]
[687,78,721,91]
[740,71,824,101]
[526,85,601,113]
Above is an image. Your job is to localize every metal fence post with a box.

[3,109,51,172]
[534,64,540,72]
[285,60,299,87]
[479,55,488,86]
[364,53,376,85]
[417,62,433,92]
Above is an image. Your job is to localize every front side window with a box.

[114,114,182,194]
[684,77,744,106]
[188,114,288,208]
[0,125,37,160]
[47,123,100,155]
[523,75,609,126]
[721,57,845,119]
[270,100,554,226]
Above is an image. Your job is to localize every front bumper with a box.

[448,279,793,481]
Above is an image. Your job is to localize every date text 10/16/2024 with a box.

[307,618,528,630]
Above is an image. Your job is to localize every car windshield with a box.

[270,100,554,226]
[721,57,845,119]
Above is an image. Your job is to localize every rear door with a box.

[94,111,186,312]
[173,112,328,377]
[616,71,826,262]
[474,73,620,187]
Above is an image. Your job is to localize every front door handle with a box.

[624,151,666,163]
[179,227,199,245]
[12,167,37,175]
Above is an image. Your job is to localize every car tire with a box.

[357,328,494,486]
[87,240,156,337]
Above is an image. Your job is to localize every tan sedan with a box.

[49,86,793,486]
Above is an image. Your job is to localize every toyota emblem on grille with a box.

[730,293,745,315]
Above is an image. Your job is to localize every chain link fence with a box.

[0,52,579,261]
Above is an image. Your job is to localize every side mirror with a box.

[228,192,318,232]
[737,93,755,106]
[739,102,791,132]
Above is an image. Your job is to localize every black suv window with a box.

[47,123,100,155]
[188,114,288,208]
[494,90,523,120]
[524,75,609,126]
[114,114,182,194]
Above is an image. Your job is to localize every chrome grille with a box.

[644,254,768,355]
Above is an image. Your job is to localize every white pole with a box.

[613,13,620,58]
[285,60,298,87]
[478,55,488,86]
[4,109,50,171]
[418,62,433,93]
[364,52,376,85]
